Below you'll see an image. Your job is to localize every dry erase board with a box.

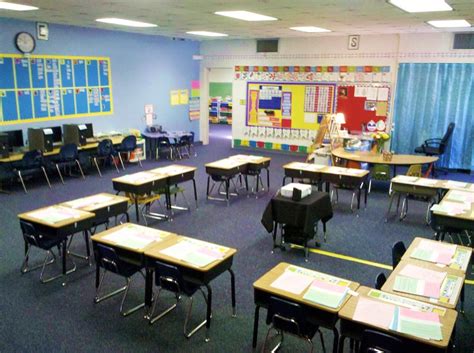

[0,54,113,125]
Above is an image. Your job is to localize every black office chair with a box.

[148,260,209,341]
[53,143,85,184]
[94,243,145,316]
[13,149,51,193]
[115,135,142,169]
[262,296,325,353]
[391,241,406,268]
[414,122,455,175]
[359,329,404,353]
[375,272,387,290]
[92,139,120,177]
[20,220,75,283]
[156,136,174,160]
[242,163,266,198]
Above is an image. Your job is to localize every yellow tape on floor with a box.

[290,245,473,286]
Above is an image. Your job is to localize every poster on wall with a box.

[246,82,336,129]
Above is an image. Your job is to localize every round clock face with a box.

[15,32,36,53]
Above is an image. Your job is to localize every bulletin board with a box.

[246,82,336,129]
[335,84,390,132]
[0,54,113,125]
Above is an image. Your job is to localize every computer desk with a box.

[252,262,359,353]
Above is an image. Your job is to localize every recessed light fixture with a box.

[214,10,277,22]
[96,18,157,28]
[0,1,38,11]
[186,31,228,37]
[388,0,452,13]
[428,19,471,28]
[290,26,331,33]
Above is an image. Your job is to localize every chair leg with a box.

[41,251,76,284]
[55,164,65,184]
[184,288,208,339]
[262,327,283,353]
[149,288,179,324]
[318,329,326,353]
[41,166,52,189]
[94,269,127,303]
[137,154,143,168]
[21,245,55,274]
[118,153,125,170]
[18,171,27,193]
[120,277,145,317]
[93,158,103,177]
[75,160,85,179]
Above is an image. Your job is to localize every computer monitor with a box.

[84,123,94,139]
[48,126,62,143]
[5,130,24,149]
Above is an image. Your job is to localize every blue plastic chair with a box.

[54,143,85,184]
[13,150,51,193]
[116,135,142,169]
[360,329,404,353]
[391,241,406,268]
[93,139,119,177]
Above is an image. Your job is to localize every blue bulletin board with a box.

[0,54,113,125]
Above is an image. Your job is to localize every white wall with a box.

[199,33,474,147]
[208,68,234,83]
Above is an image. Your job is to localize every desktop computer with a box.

[48,126,63,145]
[0,133,9,158]
[84,123,94,139]
[5,130,24,152]
[63,124,87,146]
[28,128,54,152]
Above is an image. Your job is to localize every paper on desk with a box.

[445,190,474,203]
[160,239,224,268]
[27,207,82,223]
[353,297,395,329]
[394,175,418,183]
[399,264,447,285]
[415,178,438,186]
[430,203,465,215]
[303,279,349,308]
[270,270,314,295]
[393,276,440,299]
[102,226,165,249]
[446,180,467,189]
[391,307,442,341]
[65,194,114,209]
[411,241,456,265]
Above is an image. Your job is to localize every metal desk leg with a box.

[252,305,261,348]
[192,178,198,209]
[266,168,270,189]
[386,192,396,222]
[364,181,368,208]
[226,179,230,206]
[460,284,465,314]
[229,269,236,317]
[338,334,345,353]
[144,267,154,318]
[205,284,212,342]
[134,195,140,223]
[95,256,100,289]
[332,327,340,353]
[282,176,287,186]
[206,175,211,199]
[62,239,67,286]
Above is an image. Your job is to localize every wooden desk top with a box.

[402,237,472,274]
[391,176,474,193]
[149,164,197,176]
[332,147,438,166]
[253,262,359,314]
[229,154,271,165]
[382,260,465,309]
[0,135,125,163]
[112,171,166,186]
[283,162,369,178]
[144,235,237,272]
[205,158,248,170]
[283,161,327,172]
[431,190,474,222]
[18,205,95,228]
[339,286,457,349]
[91,223,176,253]
[60,193,129,212]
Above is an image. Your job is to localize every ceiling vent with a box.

[453,33,474,49]
[257,39,279,53]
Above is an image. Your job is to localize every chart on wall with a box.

[246,82,336,129]
[0,54,113,125]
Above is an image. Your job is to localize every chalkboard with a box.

[0,54,113,125]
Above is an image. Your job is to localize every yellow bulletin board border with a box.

[0,54,113,126]
[246,81,336,130]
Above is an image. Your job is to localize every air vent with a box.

[453,33,474,49]
[257,39,279,53]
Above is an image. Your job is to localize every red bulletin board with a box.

[335,85,390,132]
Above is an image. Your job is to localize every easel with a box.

[306,114,344,164]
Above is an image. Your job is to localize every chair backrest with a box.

[372,164,391,181]
[59,143,78,160]
[157,136,171,147]
[440,122,455,147]
[266,296,312,338]
[375,272,387,290]
[96,243,132,275]
[189,131,195,144]
[153,260,199,296]
[97,139,114,156]
[360,329,404,353]
[120,135,137,151]
[406,164,422,177]
[21,150,43,168]
[391,241,406,268]
[20,220,41,247]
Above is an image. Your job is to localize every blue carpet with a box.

[0,124,472,352]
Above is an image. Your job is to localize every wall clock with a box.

[15,32,36,54]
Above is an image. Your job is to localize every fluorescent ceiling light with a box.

[214,10,277,22]
[186,31,228,37]
[96,18,157,28]
[0,1,38,11]
[388,0,452,13]
[290,26,331,33]
[428,19,471,28]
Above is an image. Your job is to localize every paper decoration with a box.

[179,89,189,104]
[170,90,180,105]
[376,101,388,116]
[377,87,389,101]
[189,97,200,120]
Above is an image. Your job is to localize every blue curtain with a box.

[392,63,473,170]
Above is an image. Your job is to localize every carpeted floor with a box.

[0,124,472,353]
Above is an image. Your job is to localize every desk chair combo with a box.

[53,143,85,184]
[13,150,51,193]
[115,135,143,169]
[92,139,120,177]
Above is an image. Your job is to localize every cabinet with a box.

[209,97,232,124]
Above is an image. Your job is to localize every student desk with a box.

[282,162,326,188]
[205,155,270,205]
[261,191,333,258]
[338,286,457,353]
[402,237,472,274]
[381,260,465,311]
[18,205,95,285]
[252,262,359,353]
[142,130,192,160]
[229,154,271,194]
[431,189,474,241]
[144,236,237,341]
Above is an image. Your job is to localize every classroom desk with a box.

[431,189,474,242]
[282,162,326,188]
[252,262,359,353]
[338,286,457,353]
[205,155,271,205]
[401,237,472,274]
[382,260,465,310]
[331,147,438,176]
[144,235,237,341]
[142,130,192,160]
[0,135,125,163]
[229,154,271,194]
[18,205,95,285]
[261,191,333,258]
